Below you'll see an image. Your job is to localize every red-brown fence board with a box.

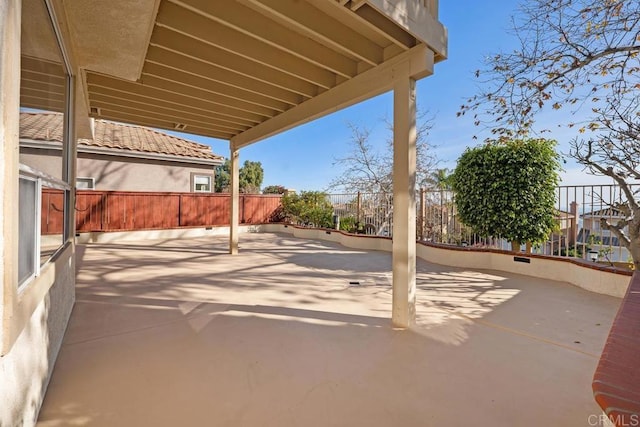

[41,188,64,234]
[103,193,130,230]
[242,195,281,223]
[76,191,104,232]
[180,194,230,226]
[39,191,282,234]
[129,193,180,230]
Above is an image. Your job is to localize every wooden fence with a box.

[41,189,282,234]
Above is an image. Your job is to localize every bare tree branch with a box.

[462,0,640,268]
[329,112,438,194]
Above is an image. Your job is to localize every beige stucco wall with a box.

[0,245,75,426]
[259,224,631,298]
[73,223,632,298]
[20,148,216,192]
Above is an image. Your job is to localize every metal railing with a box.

[327,184,638,266]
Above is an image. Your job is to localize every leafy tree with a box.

[451,138,561,251]
[214,159,264,193]
[281,191,334,228]
[239,160,264,194]
[262,185,287,194]
[571,115,640,269]
[460,0,640,267]
[461,0,639,136]
[215,159,231,193]
[428,168,454,191]
[329,111,437,193]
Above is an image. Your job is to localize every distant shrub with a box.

[338,216,358,233]
[281,191,333,228]
[263,185,287,194]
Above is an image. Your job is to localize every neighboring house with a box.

[19,112,224,192]
[579,205,627,245]
[578,205,630,262]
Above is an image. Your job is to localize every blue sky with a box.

[171,0,614,191]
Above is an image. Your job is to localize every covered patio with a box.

[37,233,619,426]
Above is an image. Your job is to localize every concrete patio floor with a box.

[37,233,621,426]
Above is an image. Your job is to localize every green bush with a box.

[338,216,358,233]
[281,191,334,228]
[263,185,287,194]
[451,138,560,247]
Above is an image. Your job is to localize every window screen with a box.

[18,176,38,287]
[194,175,212,192]
[76,177,95,189]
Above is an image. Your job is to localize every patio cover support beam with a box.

[0,0,21,353]
[231,44,433,149]
[366,0,447,60]
[229,145,240,255]
[391,76,416,328]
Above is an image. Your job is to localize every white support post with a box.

[229,145,239,255]
[63,75,77,243]
[0,0,21,353]
[391,76,417,329]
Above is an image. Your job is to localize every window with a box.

[193,175,212,192]
[76,177,95,190]
[18,165,70,289]
[4,0,76,355]
[18,174,39,288]
[18,0,72,287]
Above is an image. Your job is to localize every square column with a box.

[229,145,239,255]
[391,77,417,328]
[0,0,21,352]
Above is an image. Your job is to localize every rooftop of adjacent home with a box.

[37,232,621,427]
[19,112,224,162]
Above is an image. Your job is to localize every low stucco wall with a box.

[260,224,631,298]
[76,223,632,298]
[0,244,75,426]
[76,224,263,244]
[415,243,631,298]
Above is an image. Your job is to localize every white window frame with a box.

[193,174,212,193]
[76,176,95,190]
[18,164,71,290]
[18,172,41,289]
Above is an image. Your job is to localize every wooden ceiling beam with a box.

[90,92,249,132]
[86,87,257,128]
[142,62,291,112]
[146,46,302,106]
[20,70,67,87]
[19,96,65,113]
[89,99,249,134]
[242,0,384,66]
[232,44,433,148]
[20,86,65,102]
[172,0,357,79]
[138,74,279,117]
[150,26,318,99]
[156,2,337,89]
[351,4,416,49]
[366,0,447,60]
[95,109,236,141]
[87,73,268,124]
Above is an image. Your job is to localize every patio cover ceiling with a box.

[22,0,447,148]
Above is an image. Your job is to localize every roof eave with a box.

[20,138,223,166]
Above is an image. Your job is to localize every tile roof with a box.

[19,112,223,162]
[582,205,625,218]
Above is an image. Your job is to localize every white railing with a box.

[327,184,638,267]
